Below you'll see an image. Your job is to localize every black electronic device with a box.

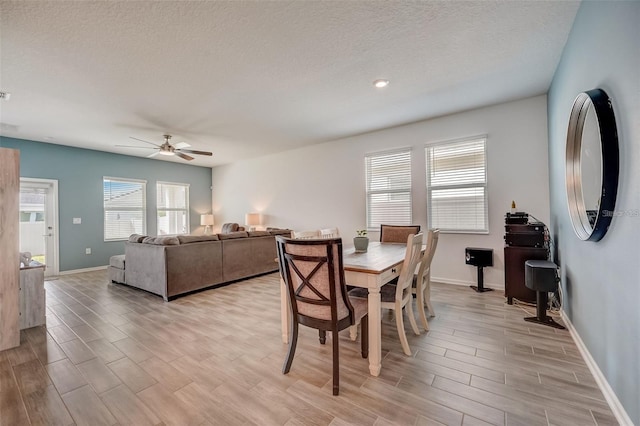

[524,260,565,329]
[505,220,546,248]
[504,233,546,248]
[505,212,529,224]
[465,248,494,267]
[504,222,545,233]
[465,247,493,293]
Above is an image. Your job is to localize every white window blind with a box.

[104,177,146,241]
[426,137,488,233]
[365,149,412,230]
[157,182,190,235]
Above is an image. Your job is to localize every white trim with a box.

[424,133,488,148]
[103,176,147,184]
[364,146,414,157]
[57,265,108,276]
[20,177,60,277]
[560,310,633,426]
[431,277,504,290]
[156,180,191,187]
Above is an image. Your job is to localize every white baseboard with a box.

[560,310,633,426]
[432,276,504,290]
[57,265,108,276]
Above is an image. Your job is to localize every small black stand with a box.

[470,266,493,293]
[524,291,565,329]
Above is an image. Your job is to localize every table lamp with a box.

[200,214,214,235]
[245,213,262,231]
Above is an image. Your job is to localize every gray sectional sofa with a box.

[121,229,290,301]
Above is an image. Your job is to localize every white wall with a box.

[212,95,550,288]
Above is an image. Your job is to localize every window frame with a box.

[103,176,147,242]
[425,136,489,234]
[365,148,413,231]
[156,181,190,236]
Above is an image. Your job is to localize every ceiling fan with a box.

[117,134,213,161]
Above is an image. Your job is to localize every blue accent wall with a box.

[0,137,212,271]
[548,2,639,423]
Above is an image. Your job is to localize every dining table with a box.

[280,241,414,377]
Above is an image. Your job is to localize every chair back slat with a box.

[395,233,424,300]
[319,228,340,239]
[291,230,321,239]
[417,229,439,284]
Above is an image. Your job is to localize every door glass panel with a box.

[19,186,47,266]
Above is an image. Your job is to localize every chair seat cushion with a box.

[348,296,368,322]
[349,285,397,303]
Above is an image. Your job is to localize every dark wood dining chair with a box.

[276,236,368,395]
[380,224,421,243]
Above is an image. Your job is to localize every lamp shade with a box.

[245,213,262,226]
[200,214,214,226]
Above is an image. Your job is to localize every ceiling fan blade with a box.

[177,149,213,156]
[175,152,194,161]
[147,152,160,158]
[129,137,161,147]
[115,145,157,149]
[174,142,191,149]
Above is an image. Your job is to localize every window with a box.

[157,182,190,235]
[426,137,488,233]
[365,149,412,230]
[103,177,146,241]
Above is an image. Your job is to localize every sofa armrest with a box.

[124,242,168,300]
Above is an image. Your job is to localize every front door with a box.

[19,178,59,277]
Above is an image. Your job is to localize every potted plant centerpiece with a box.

[354,229,369,253]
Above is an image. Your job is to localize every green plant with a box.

[356,229,368,237]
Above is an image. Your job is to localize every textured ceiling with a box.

[0,1,580,167]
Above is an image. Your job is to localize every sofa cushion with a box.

[217,231,249,240]
[268,229,292,236]
[142,236,180,245]
[221,223,239,233]
[248,231,270,237]
[128,234,147,243]
[153,236,180,245]
[177,234,220,244]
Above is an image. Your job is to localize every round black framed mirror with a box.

[565,88,619,241]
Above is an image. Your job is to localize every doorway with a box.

[19,178,59,277]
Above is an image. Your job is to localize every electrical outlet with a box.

[73,217,82,224]
[85,248,91,255]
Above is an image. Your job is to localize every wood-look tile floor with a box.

[0,270,617,426]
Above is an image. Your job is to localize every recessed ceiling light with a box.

[373,79,389,88]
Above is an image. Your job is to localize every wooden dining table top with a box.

[342,242,413,274]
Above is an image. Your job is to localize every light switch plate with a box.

[73,218,81,224]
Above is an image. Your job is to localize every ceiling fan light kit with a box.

[116,134,213,161]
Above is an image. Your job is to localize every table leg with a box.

[280,276,290,344]
[367,287,382,376]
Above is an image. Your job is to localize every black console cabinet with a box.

[504,246,548,304]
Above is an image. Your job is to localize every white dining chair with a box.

[349,233,423,356]
[413,229,439,330]
[319,227,340,238]
[291,230,321,239]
